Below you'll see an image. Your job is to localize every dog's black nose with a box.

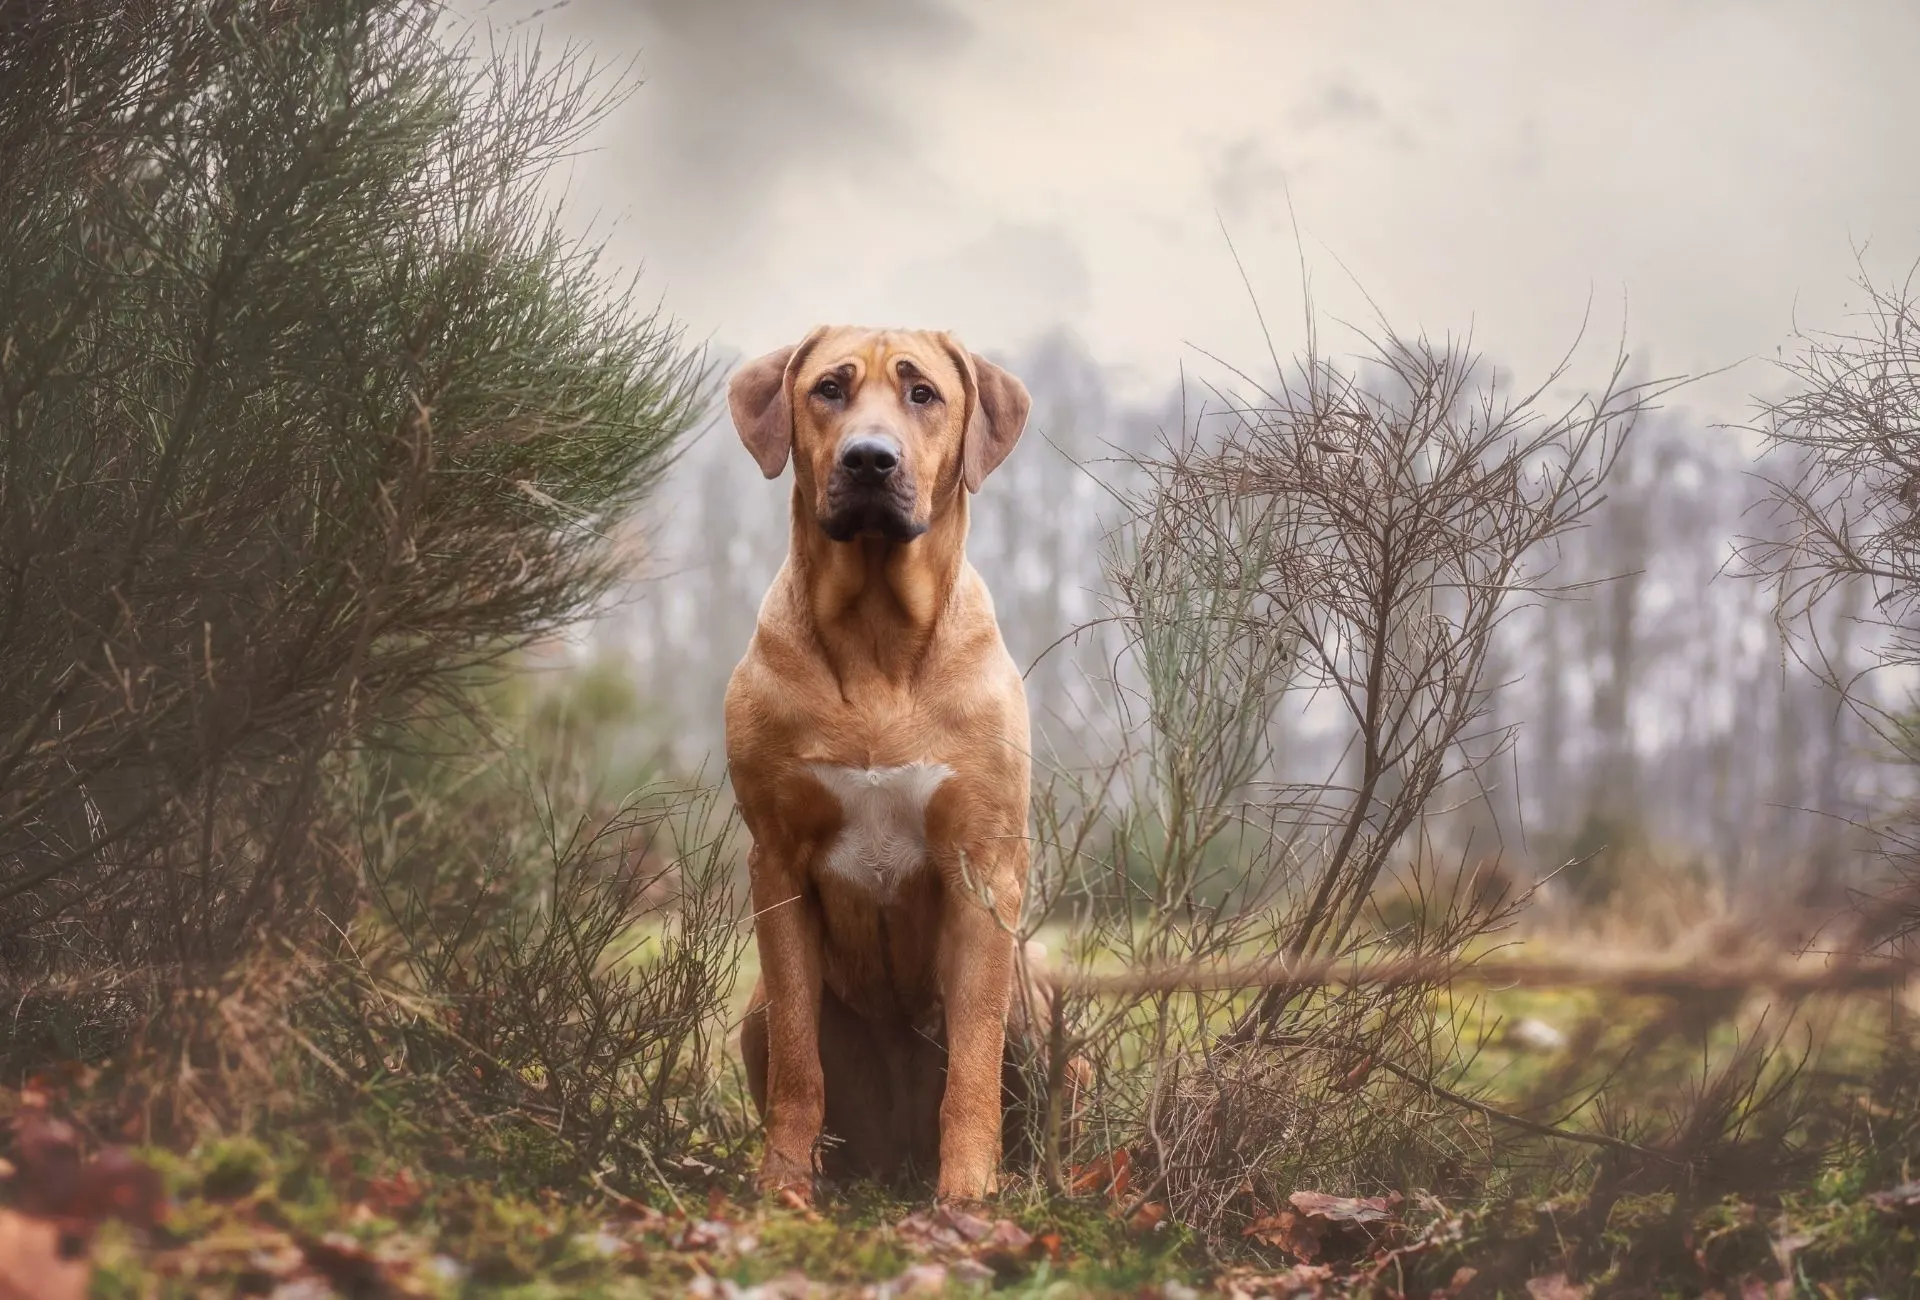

[840,436,900,486]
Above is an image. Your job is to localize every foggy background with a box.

[463,0,1920,891]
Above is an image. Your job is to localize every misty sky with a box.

[463,0,1920,418]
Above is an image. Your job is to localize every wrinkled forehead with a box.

[793,328,968,397]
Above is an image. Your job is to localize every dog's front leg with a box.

[935,854,1021,1202]
[750,842,826,1200]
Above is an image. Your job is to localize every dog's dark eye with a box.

[815,378,844,401]
[909,383,937,406]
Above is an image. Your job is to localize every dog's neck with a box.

[791,483,969,689]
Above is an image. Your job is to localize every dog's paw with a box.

[932,1192,996,1218]
[755,1151,815,1207]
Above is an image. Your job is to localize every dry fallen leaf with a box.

[1245,1190,1403,1265]
[364,1166,425,1218]
[894,1205,1044,1272]
[1244,1209,1323,1261]
[1068,1147,1132,1200]
[983,1218,1032,1254]
[1128,1201,1169,1232]
[1288,1190,1402,1227]
[1331,1054,1376,1092]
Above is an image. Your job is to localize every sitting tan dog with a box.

[726,325,1054,1204]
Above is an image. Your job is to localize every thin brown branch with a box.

[1047,950,1914,999]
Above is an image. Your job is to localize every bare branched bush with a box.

[0,674,749,1199]
[1740,266,1920,949]
[302,732,748,1188]
[0,2,703,1004]
[1019,313,1673,1238]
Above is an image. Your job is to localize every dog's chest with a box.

[807,761,953,898]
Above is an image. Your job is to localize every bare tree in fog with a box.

[1742,268,1920,940]
[602,318,1878,900]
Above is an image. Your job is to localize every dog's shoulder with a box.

[724,582,821,737]
[932,565,1022,680]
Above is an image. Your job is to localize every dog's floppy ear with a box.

[728,332,822,479]
[728,345,797,479]
[944,339,1032,493]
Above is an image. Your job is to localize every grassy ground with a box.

[6,964,1916,1299]
[54,1117,1917,1298]
[39,1102,1199,1297]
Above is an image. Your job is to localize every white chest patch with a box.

[808,761,954,897]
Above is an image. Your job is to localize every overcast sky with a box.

[463,0,1920,419]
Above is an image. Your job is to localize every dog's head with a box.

[727,326,1031,543]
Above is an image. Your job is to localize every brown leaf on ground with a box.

[1433,1265,1478,1298]
[1245,1191,1403,1264]
[1525,1272,1590,1300]
[1243,1210,1323,1261]
[364,1166,425,1219]
[1068,1147,1132,1199]
[968,1219,1044,1282]
[0,1209,88,1300]
[1129,1201,1169,1232]
[1331,1055,1376,1092]
[1288,1190,1402,1227]
[945,1206,996,1243]
[894,1205,1045,1272]
[983,1218,1032,1253]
